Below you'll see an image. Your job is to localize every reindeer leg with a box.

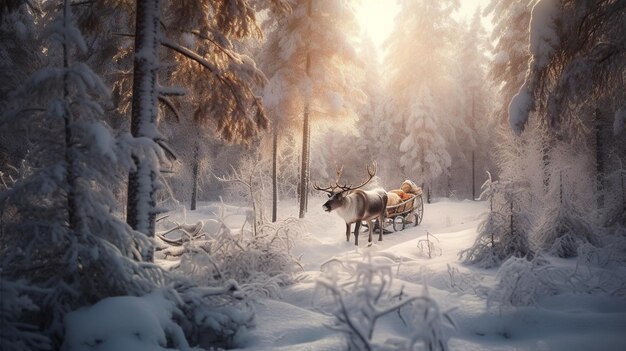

[354,221,361,246]
[368,220,373,242]
[345,222,351,242]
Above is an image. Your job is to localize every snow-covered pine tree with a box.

[485,0,533,127]
[509,0,625,138]
[451,8,495,199]
[0,1,162,345]
[384,0,459,196]
[259,0,363,218]
[460,172,534,268]
[121,0,291,252]
[162,0,290,211]
[398,86,452,188]
[506,0,625,248]
[0,1,44,174]
[354,36,396,186]
[533,146,600,258]
[125,0,162,259]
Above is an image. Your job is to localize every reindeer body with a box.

[315,162,387,245]
[323,188,388,246]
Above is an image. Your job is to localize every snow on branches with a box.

[315,255,455,351]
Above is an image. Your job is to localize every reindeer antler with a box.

[337,162,376,192]
[313,164,344,193]
[313,162,377,194]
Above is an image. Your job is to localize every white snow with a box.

[62,289,197,351]
[75,198,626,350]
[509,81,534,135]
[528,0,560,69]
[228,197,626,351]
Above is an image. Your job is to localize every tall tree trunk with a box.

[299,99,310,219]
[471,90,476,201]
[472,150,475,200]
[595,108,605,211]
[190,139,200,211]
[62,0,79,232]
[298,0,313,219]
[272,125,278,222]
[127,0,161,261]
[542,130,552,194]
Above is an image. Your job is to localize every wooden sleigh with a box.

[384,191,424,231]
[362,188,424,233]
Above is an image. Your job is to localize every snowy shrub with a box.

[459,173,534,268]
[446,265,489,298]
[0,278,50,351]
[533,171,600,258]
[417,231,442,259]
[491,249,626,310]
[170,203,303,299]
[392,287,456,351]
[316,256,455,351]
[61,289,197,351]
[211,217,302,298]
[171,280,254,349]
[488,255,558,308]
[61,286,252,351]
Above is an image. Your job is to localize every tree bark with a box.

[62,0,80,233]
[190,139,199,211]
[272,125,278,222]
[298,0,313,219]
[299,97,310,219]
[595,108,604,211]
[472,150,475,200]
[127,0,161,261]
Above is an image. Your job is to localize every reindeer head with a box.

[313,162,377,213]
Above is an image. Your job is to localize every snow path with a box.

[163,197,626,350]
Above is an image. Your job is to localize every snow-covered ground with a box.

[66,197,626,350]
[228,197,626,351]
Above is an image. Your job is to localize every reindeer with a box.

[313,163,388,246]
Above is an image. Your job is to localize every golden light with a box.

[354,0,399,51]
[354,0,490,54]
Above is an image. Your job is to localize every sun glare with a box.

[355,0,490,54]
[354,0,399,51]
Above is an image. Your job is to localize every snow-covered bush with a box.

[459,173,534,268]
[316,256,455,351]
[488,255,558,308]
[61,289,197,351]
[171,203,303,299]
[533,171,600,258]
[446,265,489,298]
[393,287,456,351]
[417,231,442,259]
[0,278,50,351]
[490,249,626,310]
[171,280,254,349]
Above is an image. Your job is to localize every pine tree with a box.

[453,8,494,199]
[125,0,287,250]
[485,0,533,127]
[1,1,161,344]
[259,0,362,218]
[385,0,459,194]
